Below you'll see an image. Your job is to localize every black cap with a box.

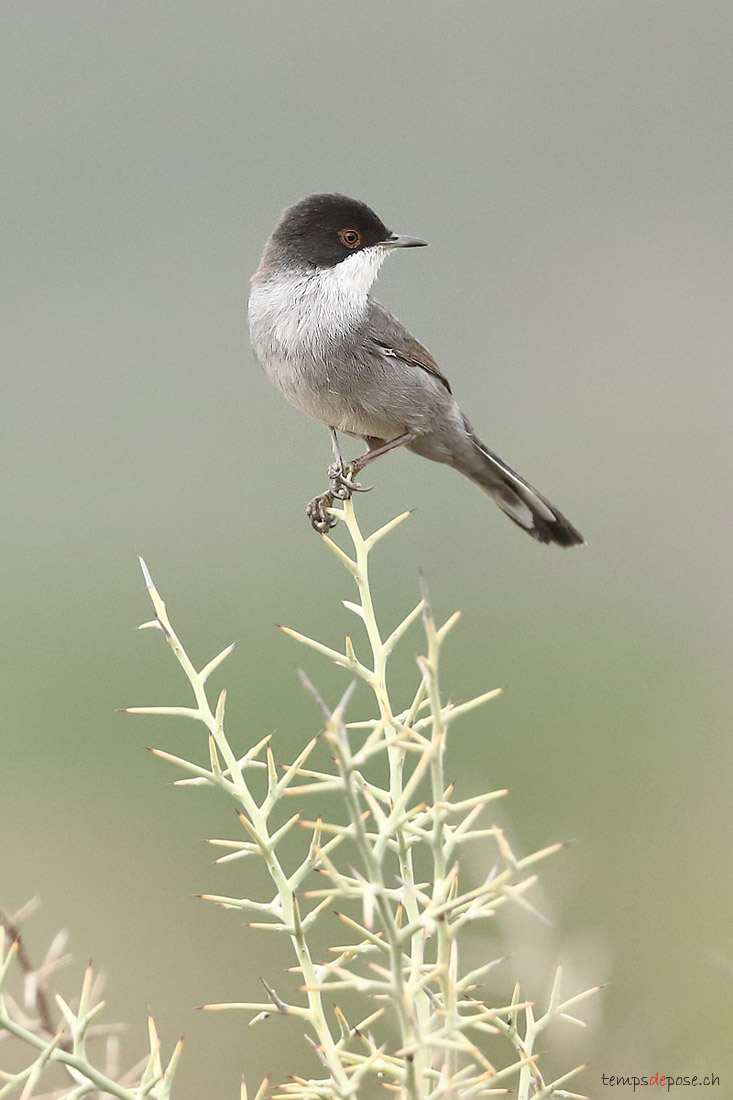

[272,193,425,267]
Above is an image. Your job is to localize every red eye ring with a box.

[338,228,362,248]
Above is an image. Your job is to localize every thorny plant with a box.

[0,498,598,1100]
[0,900,181,1099]
[130,498,598,1100]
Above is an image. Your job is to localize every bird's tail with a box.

[457,420,584,547]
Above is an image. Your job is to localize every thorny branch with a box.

[0,901,181,1099]
[125,498,598,1100]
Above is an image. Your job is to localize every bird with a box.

[248,193,583,546]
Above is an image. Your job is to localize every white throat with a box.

[249,246,388,355]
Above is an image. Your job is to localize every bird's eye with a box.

[338,228,362,248]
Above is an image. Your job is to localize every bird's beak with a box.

[382,232,428,249]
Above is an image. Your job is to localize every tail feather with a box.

[464,426,584,548]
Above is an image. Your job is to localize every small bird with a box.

[249,193,583,546]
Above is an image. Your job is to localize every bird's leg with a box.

[349,431,418,475]
[330,431,418,500]
[306,430,356,534]
[306,430,418,534]
[326,428,371,498]
[329,427,344,467]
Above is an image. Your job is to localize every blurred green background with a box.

[3,2,732,1095]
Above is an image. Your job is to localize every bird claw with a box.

[327,462,372,497]
[307,460,374,534]
[307,492,338,534]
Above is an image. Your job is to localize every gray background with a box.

[3,2,732,1096]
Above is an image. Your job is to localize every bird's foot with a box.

[327,461,372,499]
[307,490,339,534]
[307,461,374,534]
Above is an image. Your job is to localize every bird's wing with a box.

[367,299,452,394]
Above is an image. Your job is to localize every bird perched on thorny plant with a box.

[248,193,584,547]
